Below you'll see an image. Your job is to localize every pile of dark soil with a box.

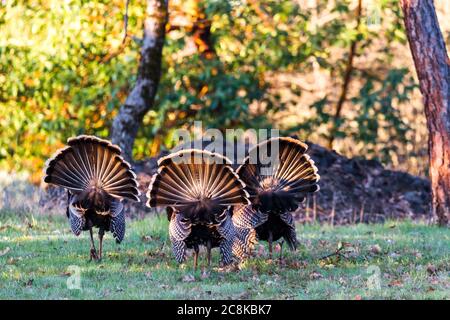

[300,143,431,224]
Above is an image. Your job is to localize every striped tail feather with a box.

[232,205,267,257]
[43,135,140,202]
[232,227,258,258]
[146,149,250,217]
[237,137,320,214]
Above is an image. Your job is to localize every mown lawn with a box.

[0,211,448,299]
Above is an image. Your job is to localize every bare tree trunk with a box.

[401,0,450,226]
[111,0,168,161]
[327,0,362,150]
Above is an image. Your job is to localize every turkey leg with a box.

[206,239,212,267]
[268,230,273,259]
[89,228,99,261]
[98,228,105,261]
[193,245,199,271]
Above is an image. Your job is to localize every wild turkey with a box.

[236,137,320,258]
[146,149,250,269]
[43,135,140,261]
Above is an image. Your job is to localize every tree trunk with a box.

[111,0,168,162]
[400,0,450,226]
[327,0,362,150]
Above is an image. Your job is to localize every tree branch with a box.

[327,0,363,149]
[111,0,169,161]
[122,0,131,44]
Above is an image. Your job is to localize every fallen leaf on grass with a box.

[370,244,382,254]
[257,245,265,256]
[236,291,250,299]
[309,271,323,280]
[218,264,240,273]
[0,225,12,232]
[389,252,400,259]
[388,280,403,287]
[427,264,437,276]
[0,247,10,256]
[182,274,196,282]
[289,260,308,269]
[24,279,34,287]
[318,240,329,247]
[429,278,439,285]
[141,235,153,243]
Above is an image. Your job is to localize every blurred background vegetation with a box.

[1,0,449,184]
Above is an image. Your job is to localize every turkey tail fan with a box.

[146,149,250,217]
[43,135,140,202]
[237,137,320,214]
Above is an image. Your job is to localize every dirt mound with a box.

[39,142,431,224]
[302,143,431,224]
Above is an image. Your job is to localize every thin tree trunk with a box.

[327,0,362,149]
[111,0,168,162]
[401,0,450,226]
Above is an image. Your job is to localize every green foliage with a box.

[0,0,143,179]
[0,0,418,177]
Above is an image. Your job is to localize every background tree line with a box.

[0,0,449,223]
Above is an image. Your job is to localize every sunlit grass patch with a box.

[0,212,449,299]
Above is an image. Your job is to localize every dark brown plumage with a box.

[236,137,320,258]
[146,149,250,269]
[43,135,140,261]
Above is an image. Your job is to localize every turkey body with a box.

[66,192,113,234]
[236,137,320,258]
[148,149,251,269]
[43,135,139,261]
[255,214,292,244]
[185,225,222,248]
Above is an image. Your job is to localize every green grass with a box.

[0,211,449,299]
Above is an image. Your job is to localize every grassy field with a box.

[0,211,449,300]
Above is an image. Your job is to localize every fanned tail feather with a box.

[233,227,258,258]
[43,135,140,202]
[146,149,250,218]
[232,205,267,258]
[110,200,126,243]
[168,212,190,263]
[237,137,320,214]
